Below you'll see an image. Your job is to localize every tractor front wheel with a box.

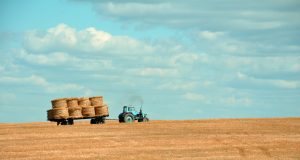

[143,117,149,122]
[124,114,134,123]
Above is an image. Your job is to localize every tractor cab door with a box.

[123,106,128,113]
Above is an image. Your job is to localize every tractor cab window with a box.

[128,107,135,112]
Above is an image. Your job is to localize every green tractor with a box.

[118,106,149,123]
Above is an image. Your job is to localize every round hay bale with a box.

[68,107,82,118]
[89,96,103,106]
[47,109,53,120]
[67,98,78,108]
[52,108,69,119]
[82,106,95,117]
[95,105,109,117]
[78,97,91,108]
[51,98,67,108]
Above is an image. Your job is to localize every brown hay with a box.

[67,98,78,108]
[68,107,82,118]
[78,97,91,108]
[81,106,95,117]
[95,105,109,117]
[51,98,67,108]
[51,108,69,119]
[89,96,103,106]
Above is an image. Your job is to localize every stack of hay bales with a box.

[47,96,109,120]
[80,97,94,117]
[95,104,109,117]
[67,98,82,118]
[47,98,69,120]
[90,96,109,117]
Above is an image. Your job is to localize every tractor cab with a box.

[123,106,138,116]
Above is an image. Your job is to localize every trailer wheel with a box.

[90,119,96,124]
[101,117,106,124]
[68,119,74,125]
[61,120,68,125]
[96,118,100,124]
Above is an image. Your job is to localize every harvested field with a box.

[0,118,299,160]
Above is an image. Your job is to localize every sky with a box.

[0,0,300,122]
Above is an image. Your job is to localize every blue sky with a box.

[0,0,300,122]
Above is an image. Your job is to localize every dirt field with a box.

[0,118,300,160]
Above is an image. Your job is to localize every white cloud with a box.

[231,19,285,30]
[17,49,113,71]
[202,80,214,87]
[198,31,224,40]
[18,49,75,65]
[0,93,16,104]
[24,23,154,55]
[78,27,112,50]
[271,80,300,89]
[219,42,242,53]
[157,81,197,91]
[169,53,199,66]
[0,65,5,72]
[24,24,77,52]
[128,67,179,77]
[235,72,300,89]
[196,54,300,74]
[88,1,299,31]
[0,75,86,93]
[102,2,173,16]
[183,92,205,101]
[224,96,252,105]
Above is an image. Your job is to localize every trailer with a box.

[48,115,108,125]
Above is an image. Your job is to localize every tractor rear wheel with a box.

[118,114,124,123]
[124,114,134,123]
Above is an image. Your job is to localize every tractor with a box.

[118,106,149,123]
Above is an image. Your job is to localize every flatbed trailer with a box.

[48,115,109,125]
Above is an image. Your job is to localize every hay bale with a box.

[67,98,78,108]
[68,107,82,118]
[78,97,91,108]
[89,96,103,106]
[95,105,109,117]
[51,98,67,108]
[47,109,53,120]
[51,108,69,119]
[82,106,95,117]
